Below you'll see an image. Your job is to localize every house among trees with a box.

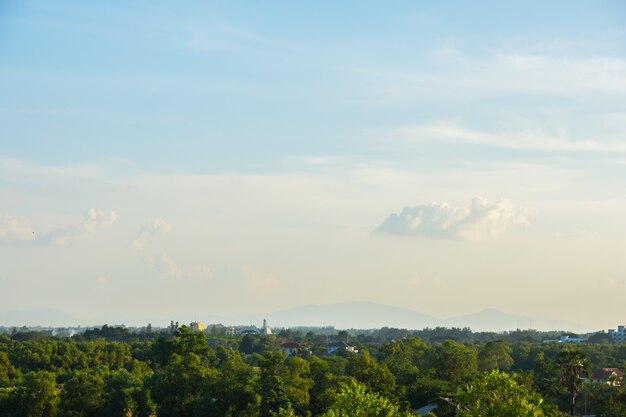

[280,341,304,356]
[327,341,358,354]
[587,368,624,386]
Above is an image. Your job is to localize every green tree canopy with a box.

[3,370,58,417]
[455,370,561,417]
[345,351,396,398]
[478,340,514,372]
[58,371,105,417]
[321,380,414,417]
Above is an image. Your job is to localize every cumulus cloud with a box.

[45,208,118,245]
[132,219,171,249]
[0,214,34,242]
[377,197,528,241]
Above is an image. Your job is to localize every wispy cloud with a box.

[0,214,34,242]
[96,275,109,289]
[377,197,528,241]
[159,253,182,279]
[186,265,212,281]
[406,273,421,288]
[44,209,118,245]
[218,265,279,291]
[344,51,626,100]
[147,252,211,281]
[0,157,102,183]
[132,219,171,249]
[498,54,626,93]
[389,122,626,153]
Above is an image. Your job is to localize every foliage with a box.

[455,370,561,417]
[556,349,590,416]
[2,324,626,416]
[320,380,415,417]
[58,371,105,417]
[432,340,478,385]
[345,351,396,398]
[478,340,514,372]
[0,370,58,417]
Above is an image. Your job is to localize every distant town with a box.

[2,319,625,344]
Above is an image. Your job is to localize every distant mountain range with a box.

[0,301,591,332]
[243,302,589,332]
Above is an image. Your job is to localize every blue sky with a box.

[1,1,626,329]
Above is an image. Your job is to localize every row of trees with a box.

[1,326,626,416]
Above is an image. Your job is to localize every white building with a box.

[542,335,587,343]
[608,325,626,342]
[327,341,358,354]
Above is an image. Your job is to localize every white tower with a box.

[262,318,272,335]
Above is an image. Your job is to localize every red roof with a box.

[280,342,303,349]
[592,368,624,379]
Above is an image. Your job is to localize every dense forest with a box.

[1,324,625,417]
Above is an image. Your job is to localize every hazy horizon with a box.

[2,1,626,330]
[0,301,595,333]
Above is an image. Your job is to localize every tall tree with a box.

[3,370,58,417]
[280,357,314,416]
[150,352,218,417]
[478,341,514,372]
[431,340,477,387]
[345,351,396,398]
[556,349,590,416]
[208,346,260,417]
[259,351,288,417]
[58,371,105,417]
[102,369,154,417]
[308,356,337,416]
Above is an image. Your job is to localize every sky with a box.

[1,1,626,330]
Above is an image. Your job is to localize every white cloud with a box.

[377,197,528,242]
[498,54,626,93]
[0,214,34,242]
[390,122,626,153]
[0,157,102,183]
[406,273,421,288]
[187,265,212,281]
[218,265,279,291]
[159,253,182,279]
[96,275,109,289]
[46,208,118,245]
[146,252,211,281]
[132,219,171,249]
[345,51,626,102]
[241,266,279,290]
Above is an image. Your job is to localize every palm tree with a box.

[556,349,590,416]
